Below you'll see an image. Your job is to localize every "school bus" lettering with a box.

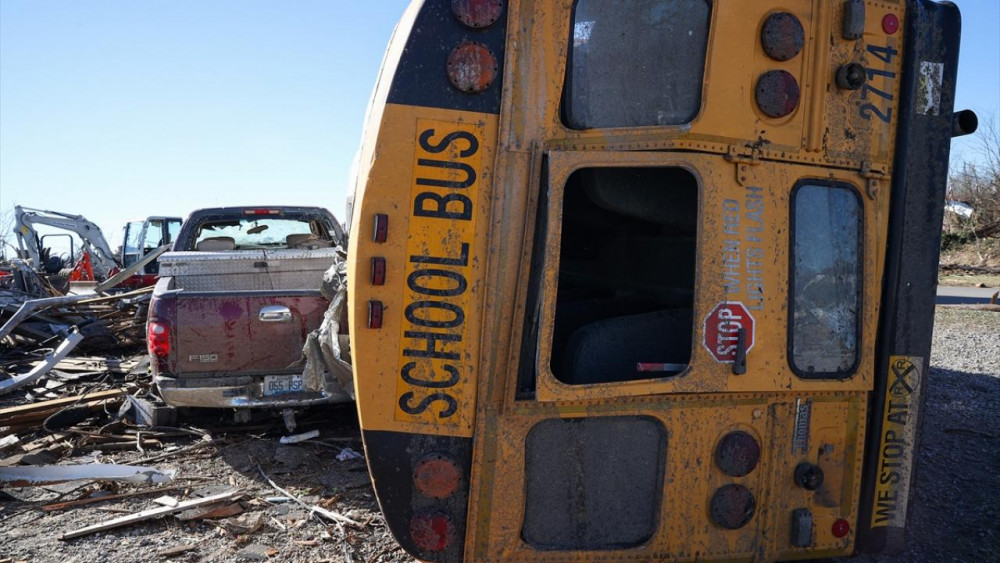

[395,121,484,427]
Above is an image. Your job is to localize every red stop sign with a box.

[703,302,756,363]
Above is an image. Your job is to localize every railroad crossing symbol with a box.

[703,301,756,363]
[889,358,918,397]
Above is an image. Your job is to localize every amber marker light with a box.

[447,41,498,94]
[414,453,462,498]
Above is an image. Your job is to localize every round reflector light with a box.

[755,70,801,118]
[761,12,805,61]
[882,13,900,35]
[410,510,455,552]
[447,41,498,94]
[832,518,851,538]
[452,0,503,29]
[710,484,756,530]
[715,431,761,477]
[414,453,462,498]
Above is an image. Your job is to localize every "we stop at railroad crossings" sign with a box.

[703,301,756,363]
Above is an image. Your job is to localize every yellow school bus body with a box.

[348,0,965,560]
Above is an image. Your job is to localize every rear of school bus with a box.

[347,0,973,561]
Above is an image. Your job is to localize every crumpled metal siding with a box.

[300,260,353,397]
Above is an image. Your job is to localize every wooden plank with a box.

[41,484,190,512]
[60,490,241,540]
[0,389,125,425]
[176,502,243,521]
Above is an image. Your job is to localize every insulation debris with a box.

[0,462,175,486]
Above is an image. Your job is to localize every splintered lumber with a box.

[60,490,242,540]
[0,389,126,426]
[176,501,243,521]
[42,484,190,512]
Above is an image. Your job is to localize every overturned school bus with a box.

[346,0,977,561]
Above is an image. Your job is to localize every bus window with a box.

[564,0,711,129]
[790,183,862,377]
[522,416,666,550]
[550,167,696,384]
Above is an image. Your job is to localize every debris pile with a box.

[0,354,386,561]
[1,268,152,360]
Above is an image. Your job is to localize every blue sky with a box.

[1,1,997,251]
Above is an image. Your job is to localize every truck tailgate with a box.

[173,292,327,375]
[248,294,328,370]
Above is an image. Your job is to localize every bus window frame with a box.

[531,150,703,403]
[561,0,714,131]
[786,178,865,380]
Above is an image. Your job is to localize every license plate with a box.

[263,374,305,396]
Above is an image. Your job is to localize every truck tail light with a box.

[243,209,281,215]
[147,321,171,359]
[409,510,456,552]
[147,296,176,374]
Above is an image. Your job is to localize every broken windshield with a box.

[195,218,326,249]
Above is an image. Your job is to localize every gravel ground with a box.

[1,307,997,562]
[842,306,1000,563]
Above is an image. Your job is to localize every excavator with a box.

[12,206,182,288]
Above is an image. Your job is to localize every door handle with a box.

[259,305,292,322]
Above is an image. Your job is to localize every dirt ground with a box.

[0,406,408,563]
[940,236,1000,267]
[2,306,998,563]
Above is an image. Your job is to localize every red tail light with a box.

[147,321,171,359]
[755,70,800,118]
[452,0,503,29]
[760,12,804,61]
[244,209,281,215]
[410,510,455,552]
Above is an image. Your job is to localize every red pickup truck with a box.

[146,206,351,410]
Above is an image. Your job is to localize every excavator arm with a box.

[13,206,119,278]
